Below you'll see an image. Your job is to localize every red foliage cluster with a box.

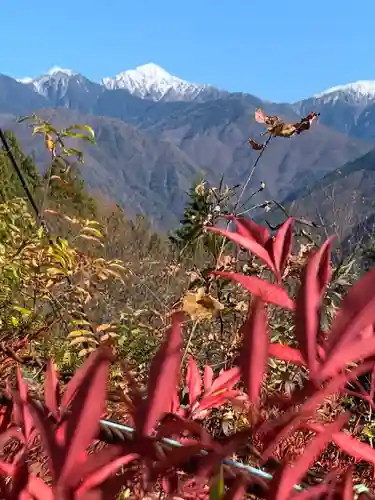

[1,216,375,498]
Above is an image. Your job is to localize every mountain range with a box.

[2,62,375,236]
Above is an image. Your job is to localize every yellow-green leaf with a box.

[70,336,98,346]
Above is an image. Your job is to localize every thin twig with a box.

[181,320,199,366]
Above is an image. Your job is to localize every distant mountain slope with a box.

[2,65,375,230]
[274,148,375,245]
[0,109,208,229]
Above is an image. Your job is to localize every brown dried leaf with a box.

[268,123,297,137]
[249,139,264,151]
[183,287,224,321]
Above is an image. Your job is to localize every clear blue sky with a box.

[2,0,374,102]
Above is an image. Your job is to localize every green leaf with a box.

[67,329,92,338]
[64,125,96,144]
[10,316,19,327]
[17,114,36,123]
[13,306,32,317]
[70,336,98,346]
[209,465,224,500]
[80,226,103,238]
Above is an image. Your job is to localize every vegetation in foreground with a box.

[0,111,374,498]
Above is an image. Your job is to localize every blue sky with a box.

[2,0,374,102]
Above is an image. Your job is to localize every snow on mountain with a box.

[101,62,214,101]
[313,80,375,103]
[17,66,79,98]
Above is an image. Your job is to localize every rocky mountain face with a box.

[2,64,375,234]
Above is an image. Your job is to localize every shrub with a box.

[0,217,374,498]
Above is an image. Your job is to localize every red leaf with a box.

[58,347,113,486]
[341,468,354,500]
[240,298,268,403]
[14,368,33,441]
[78,453,138,494]
[317,239,334,294]
[194,390,240,417]
[295,237,334,376]
[268,343,306,366]
[157,417,213,446]
[320,336,375,380]
[271,217,294,280]
[326,265,375,356]
[203,365,214,392]
[153,444,205,475]
[169,388,181,415]
[61,346,115,412]
[138,312,184,436]
[269,413,349,500]
[209,367,240,394]
[27,400,61,478]
[308,422,375,466]
[205,226,276,273]
[255,108,266,124]
[262,362,375,460]
[186,357,202,407]
[44,360,60,419]
[226,215,270,246]
[0,461,53,500]
[212,271,295,310]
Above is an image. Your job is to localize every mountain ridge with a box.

[2,64,375,238]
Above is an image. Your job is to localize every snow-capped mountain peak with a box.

[16,62,223,102]
[313,80,375,103]
[17,66,84,99]
[46,66,76,77]
[101,62,212,101]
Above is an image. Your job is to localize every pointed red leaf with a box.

[27,399,61,477]
[262,361,375,461]
[212,271,295,310]
[269,413,349,500]
[153,444,205,475]
[44,361,60,419]
[138,312,184,436]
[271,217,294,280]
[194,390,240,416]
[294,237,334,376]
[226,215,270,246]
[240,298,268,403]
[61,346,115,412]
[205,226,276,273]
[157,416,213,446]
[203,365,214,392]
[169,388,181,415]
[14,368,33,441]
[317,238,335,294]
[58,347,113,485]
[78,453,138,494]
[268,343,306,366]
[65,445,125,490]
[0,461,53,500]
[320,336,375,380]
[209,367,240,394]
[326,265,375,356]
[341,468,354,500]
[310,422,375,466]
[186,357,202,407]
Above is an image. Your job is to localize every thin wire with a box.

[99,418,303,491]
[0,128,50,236]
